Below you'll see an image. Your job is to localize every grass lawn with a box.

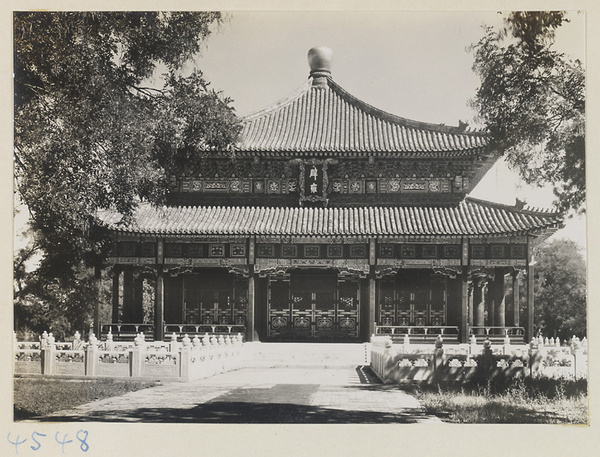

[14,377,159,420]
[408,377,588,424]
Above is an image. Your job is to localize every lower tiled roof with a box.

[101,198,563,237]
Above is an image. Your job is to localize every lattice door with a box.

[233,280,248,326]
[337,280,359,337]
[429,276,446,325]
[314,291,336,338]
[379,279,397,326]
[291,291,313,337]
[268,279,291,337]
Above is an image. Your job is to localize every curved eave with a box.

[101,199,563,239]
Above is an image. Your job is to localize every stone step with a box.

[243,342,370,368]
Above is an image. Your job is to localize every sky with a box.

[169,10,587,249]
[12,10,588,253]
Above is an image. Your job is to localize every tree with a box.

[14,12,241,279]
[533,239,586,340]
[469,12,585,215]
[14,12,241,336]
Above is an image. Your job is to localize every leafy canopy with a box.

[534,239,586,340]
[14,12,241,278]
[470,12,585,215]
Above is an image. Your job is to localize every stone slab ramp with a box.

[243,342,370,368]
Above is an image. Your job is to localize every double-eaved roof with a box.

[105,48,562,241]
[103,198,562,238]
[239,78,489,157]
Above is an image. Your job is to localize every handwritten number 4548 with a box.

[7,430,89,454]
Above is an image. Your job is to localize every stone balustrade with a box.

[14,330,245,381]
[370,333,587,384]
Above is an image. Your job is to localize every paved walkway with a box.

[30,367,441,423]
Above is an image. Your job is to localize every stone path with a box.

[28,366,441,424]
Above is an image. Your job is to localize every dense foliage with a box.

[14,12,240,275]
[14,12,240,334]
[533,239,586,340]
[470,12,585,214]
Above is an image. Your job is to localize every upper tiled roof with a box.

[101,198,562,238]
[238,78,490,156]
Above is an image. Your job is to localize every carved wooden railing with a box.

[100,323,246,341]
[374,325,460,343]
[469,326,525,344]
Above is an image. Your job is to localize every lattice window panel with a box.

[315,291,336,311]
[429,276,447,325]
[270,280,290,310]
[291,291,312,311]
[378,280,396,325]
[339,281,358,310]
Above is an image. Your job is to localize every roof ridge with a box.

[326,78,490,137]
[242,79,313,121]
[464,196,563,217]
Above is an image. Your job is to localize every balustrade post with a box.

[131,333,145,378]
[433,335,444,372]
[179,335,191,381]
[479,338,494,381]
[503,333,511,355]
[571,337,584,380]
[469,334,477,356]
[85,334,98,376]
[528,338,541,377]
[381,336,393,383]
[40,331,55,375]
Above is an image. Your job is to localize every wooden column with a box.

[487,275,496,327]
[133,273,144,323]
[93,266,102,337]
[474,280,485,330]
[122,267,134,322]
[512,270,521,327]
[368,239,377,337]
[467,281,474,330]
[154,268,165,341]
[527,262,535,341]
[494,268,506,328]
[111,266,120,324]
[369,271,376,337]
[247,267,256,342]
[460,268,469,343]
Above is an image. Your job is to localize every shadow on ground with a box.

[31,401,429,423]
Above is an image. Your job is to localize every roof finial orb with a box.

[308,47,333,80]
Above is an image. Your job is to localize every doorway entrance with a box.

[267,270,360,341]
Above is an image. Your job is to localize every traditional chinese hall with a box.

[100,47,562,344]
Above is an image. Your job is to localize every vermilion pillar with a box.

[247,267,256,342]
[112,266,121,323]
[474,280,485,331]
[154,268,165,341]
[527,263,535,341]
[460,268,469,343]
[494,268,506,328]
[512,270,521,327]
[94,266,102,337]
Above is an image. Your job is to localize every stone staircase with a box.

[243,342,371,368]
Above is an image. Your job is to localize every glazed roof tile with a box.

[239,78,490,155]
[101,198,562,238]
